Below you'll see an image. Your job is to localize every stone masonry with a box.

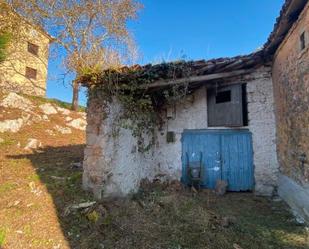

[0,3,52,96]
[272,3,309,222]
[83,66,279,198]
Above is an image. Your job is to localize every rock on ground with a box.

[29,113,41,122]
[46,129,55,136]
[71,162,82,170]
[0,92,33,111]
[0,118,24,133]
[24,138,42,150]
[65,116,72,122]
[39,103,58,115]
[67,118,87,131]
[56,106,71,115]
[54,125,72,134]
[215,180,228,196]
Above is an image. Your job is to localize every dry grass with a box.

[81,183,308,249]
[0,94,308,249]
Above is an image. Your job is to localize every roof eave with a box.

[263,0,308,58]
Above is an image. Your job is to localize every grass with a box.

[0,228,6,247]
[0,93,308,249]
[24,94,86,112]
[2,143,309,249]
[0,92,87,248]
[84,184,308,249]
[0,182,17,196]
[0,137,15,147]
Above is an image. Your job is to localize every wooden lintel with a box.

[142,69,254,89]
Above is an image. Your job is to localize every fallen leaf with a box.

[233,243,243,249]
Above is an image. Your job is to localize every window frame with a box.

[25,66,37,80]
[27,42,39,56]
[207,83,247,127]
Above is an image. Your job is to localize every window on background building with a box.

[27,42,39,56]
[25,67,37,80]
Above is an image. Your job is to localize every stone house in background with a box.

[0,3,53,96]
[83,0,309,222]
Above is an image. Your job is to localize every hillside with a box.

[0,92,89,249]
[0,92,307,249]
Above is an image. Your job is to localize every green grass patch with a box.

[0,135,15,147]
[8,159,29,168]
[0,139,14,147]
[67,171,83,185]
[0,228,6,247]
[27,173,41,182]
[24,94,86,112]
[0,182,17,196]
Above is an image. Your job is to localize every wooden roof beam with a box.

[142,69,254,89]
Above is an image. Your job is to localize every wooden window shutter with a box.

[207,84,244,127]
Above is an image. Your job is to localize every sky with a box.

[46,0,285,106]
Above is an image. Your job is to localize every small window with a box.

[27,42,39,56]
[215,90,231,103]
[166,131,176,143]
[207,84,247,127]
[300,32,306,51]
[25,67,37,80]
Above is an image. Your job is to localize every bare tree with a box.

[8,0,141,110]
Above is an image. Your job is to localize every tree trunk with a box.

[71,80,79,111]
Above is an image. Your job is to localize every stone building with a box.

[271,0,309,223]
[83,61,278,198]
[0,3,53,96]
[82,0,309,222]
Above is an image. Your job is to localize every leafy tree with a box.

[8,0,141,110]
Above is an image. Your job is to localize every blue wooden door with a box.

[181,129,253,191]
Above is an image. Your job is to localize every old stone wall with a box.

[272,3,309,185]
[83,67,279,198]
[152,67,278,196]
[153,86,208,183]
[272,3,309,222]
[246,68,278,196]
[83,96,156,198]
[0,8,50,96]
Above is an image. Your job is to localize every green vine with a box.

[81,61,193,151]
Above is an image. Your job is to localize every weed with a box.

[101,214,112,226]
[27,173,40,182]
[0,228,6,247]
[67,172,82,185]
[86,211,99,223]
